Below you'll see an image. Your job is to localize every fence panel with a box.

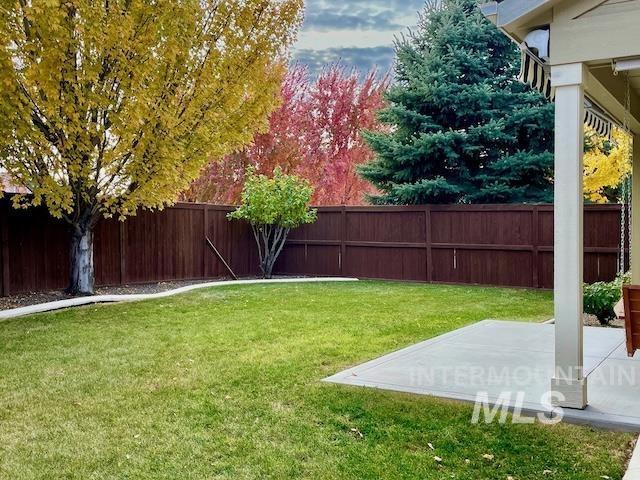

[0,199,259,294]
[275,204,626,288]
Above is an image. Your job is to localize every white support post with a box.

[550,63,587,409]
[632,134,640,284]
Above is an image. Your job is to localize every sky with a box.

[293,0,426,77]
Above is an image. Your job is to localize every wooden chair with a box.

[622,285,640,357]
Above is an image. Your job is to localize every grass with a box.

[0,281,633,479]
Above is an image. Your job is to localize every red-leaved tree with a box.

[183,64,389,205]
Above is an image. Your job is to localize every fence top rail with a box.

[313,204,623,212]
[2,196,625,213]
[173,203,236,211]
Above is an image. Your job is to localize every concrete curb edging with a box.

[0,277,359,321]
[624,436,640,480]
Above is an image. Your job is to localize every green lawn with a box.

[0,281,633,479]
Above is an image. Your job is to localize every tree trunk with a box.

[67,221,95,295]
[264,226,289,279]
[252,225,290,279]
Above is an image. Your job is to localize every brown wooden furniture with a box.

[622,285,640,357]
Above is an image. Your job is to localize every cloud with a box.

[293,0,429,77]
[303,0,425,32]
[304,11,403,31]
[294,46,395,77]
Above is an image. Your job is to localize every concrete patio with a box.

[325,320,640,430]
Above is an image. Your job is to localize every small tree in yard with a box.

[229,167,316,278]
[0,0,302,294]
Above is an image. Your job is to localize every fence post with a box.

[340,206,346,276]
[1,202,10,296]
[119,220,126,285]
[425,205,433,283]
[203,205,208,279]
[532,205,540,288]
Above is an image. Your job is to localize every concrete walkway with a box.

[326,320,640,431]
[625,439,640,480]
[0,277,359,321]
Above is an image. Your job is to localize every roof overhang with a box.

[480,0,640,135]
[480,0,561,46]
[480,0,557,29]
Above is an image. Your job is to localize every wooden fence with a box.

[276,204,627,289]
[0,199,627,295]
[0,199,258,296]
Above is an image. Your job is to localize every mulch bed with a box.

[0,275,309,311]
[0,279,224,311]
[584,313,625,328]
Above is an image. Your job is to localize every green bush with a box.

[583,281,620,325]
[228,167,317,279]
[615,270,632,289]
[583,271,629,325]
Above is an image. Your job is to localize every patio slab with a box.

[325,320,640,431]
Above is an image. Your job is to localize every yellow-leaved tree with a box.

[0,0,302,294]
[584,128,632,203]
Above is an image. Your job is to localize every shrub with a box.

[228,167,317,279]
[583,281,620,325]
[583,270,630,325]
[615,270,632,289]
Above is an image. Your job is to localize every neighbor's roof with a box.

[0,172,27,194]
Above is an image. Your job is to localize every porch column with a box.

[550,63,587,409]
[632,134,640,283]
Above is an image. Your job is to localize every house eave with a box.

[480,0,557,29]
[479,1,498,24]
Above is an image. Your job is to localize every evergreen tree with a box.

[359,0,554,204]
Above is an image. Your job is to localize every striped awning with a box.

[519,49,555,101]
[519,47,614,137]
[584,106,613,138]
